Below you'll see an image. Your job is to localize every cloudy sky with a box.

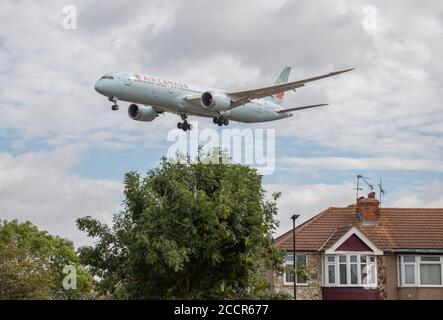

[1,0,442,247]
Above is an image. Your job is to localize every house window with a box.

[325,254,377,287]
[339,255,347,284]
[350,255,358,284]
[402,255,416,284]
[399,255,443,287]
[284,254,308,285]
[327,256,336,284]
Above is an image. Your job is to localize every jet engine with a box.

[128,104,159,122]
[200,92,231,112]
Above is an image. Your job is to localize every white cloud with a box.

[174,54,261,89]
[265,182,355,237]
[280,157,443,172]
[0,147,122,247]
[388,180,443,208]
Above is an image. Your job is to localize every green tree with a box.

[0,220,94,300]
[77,151,286,299]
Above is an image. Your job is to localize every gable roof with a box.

[335,234,373,252]
[324,226,383,255]
[274,205,443,253]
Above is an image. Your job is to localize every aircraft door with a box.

[124,74,131,86]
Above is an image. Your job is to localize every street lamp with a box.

[291,214,300,300]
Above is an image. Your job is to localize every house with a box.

[273,192,443,300]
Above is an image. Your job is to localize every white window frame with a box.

[323,254,378,288]
[326,255,337,285]
[398,255,443,287]
[283,254,308,286]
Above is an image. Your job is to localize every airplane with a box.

[94,67,353,131]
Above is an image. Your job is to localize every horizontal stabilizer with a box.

[276,103,329,113]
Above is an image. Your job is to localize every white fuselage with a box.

[94,71,291,123]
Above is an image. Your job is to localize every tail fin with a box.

[266,67,291,106]
[275,67,291,85]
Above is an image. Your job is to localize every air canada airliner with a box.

[94,67,353,131]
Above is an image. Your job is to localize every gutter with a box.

[387,249,443,254]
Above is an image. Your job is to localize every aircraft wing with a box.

[184,68,353,109]
[276,103,329,113]
[227,68,353,108]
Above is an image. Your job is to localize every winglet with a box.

[333,68,354,75]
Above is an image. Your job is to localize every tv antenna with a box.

[378,179,386,209]
[355,174,373,200]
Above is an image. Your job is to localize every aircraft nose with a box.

[94,80,103,94]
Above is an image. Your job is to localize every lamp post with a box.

[291,214,300,300]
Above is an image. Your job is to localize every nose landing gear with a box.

[213,117,229,127]
[109,97,119,111]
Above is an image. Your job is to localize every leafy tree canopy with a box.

[0,220,94,300]
[77,150,286,299]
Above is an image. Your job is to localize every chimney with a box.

[357,192,380,222]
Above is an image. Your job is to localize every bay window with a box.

[325,254,377,287]
[399,255,443,287]
[284,254,308,285]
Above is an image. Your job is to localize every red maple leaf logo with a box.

[134,74,141,80]
[275,92,284,100]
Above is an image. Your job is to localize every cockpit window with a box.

[100,75,114,80]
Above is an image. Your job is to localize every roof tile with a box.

[274,206,443,252]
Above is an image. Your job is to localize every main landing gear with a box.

[213,117,229,127]
[109,96,119,111]
[177,114,192,131]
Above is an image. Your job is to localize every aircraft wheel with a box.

[111,105,119,111]
[218,119,223,127]
[213,117,218,124]
[177,122,183,129]
[223,119,229,126]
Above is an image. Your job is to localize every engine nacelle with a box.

[128,104,159,122]
[200,91,231,112]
